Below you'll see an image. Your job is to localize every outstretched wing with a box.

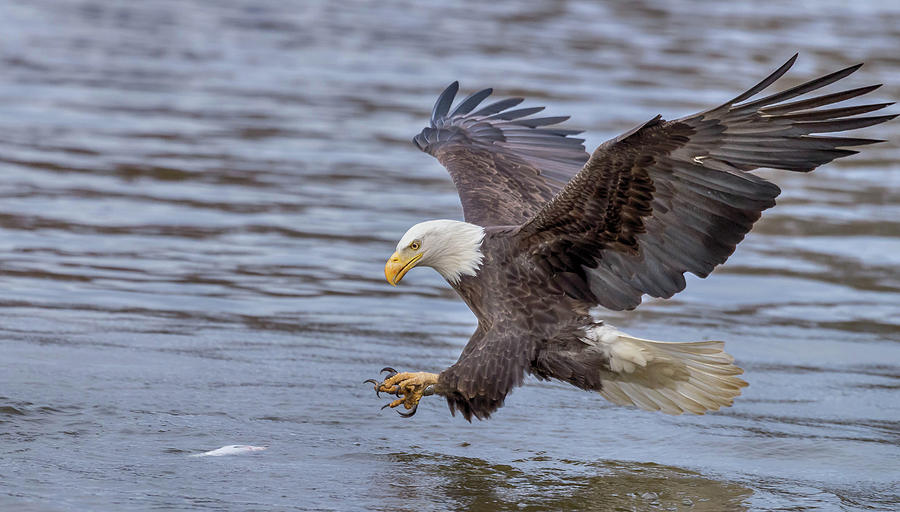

[414,82,589,226]
[515,55,895,310]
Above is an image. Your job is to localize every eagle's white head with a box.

[385,219,485,285]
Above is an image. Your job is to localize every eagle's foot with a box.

[363,367,438,418]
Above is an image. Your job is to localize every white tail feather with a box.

[585,325,747,415]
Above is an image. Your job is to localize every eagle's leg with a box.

[364,370,438,417]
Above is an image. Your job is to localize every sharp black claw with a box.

[380,367,398,378]
[397,403,418,418]
[363,378,381,397]
[380,402,392,411]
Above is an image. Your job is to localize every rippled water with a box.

[1,1,898,510]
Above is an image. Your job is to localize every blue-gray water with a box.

[1,1,898,510]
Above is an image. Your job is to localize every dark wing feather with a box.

[515,55,895,310]
[414,82,590,226]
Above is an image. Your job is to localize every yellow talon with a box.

[367,371,439,417]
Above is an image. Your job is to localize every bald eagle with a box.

[365,55,894,420]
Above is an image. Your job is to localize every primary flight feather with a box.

[367,55,895,421]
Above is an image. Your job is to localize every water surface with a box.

[1,1,898,510]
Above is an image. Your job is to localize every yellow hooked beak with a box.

[385,251,423,286]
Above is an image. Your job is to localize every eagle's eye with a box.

[409,241,421,251]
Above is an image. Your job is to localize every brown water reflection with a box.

[375,453,752,511]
